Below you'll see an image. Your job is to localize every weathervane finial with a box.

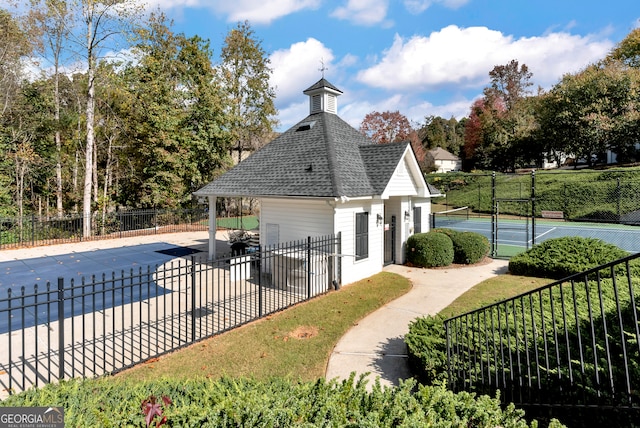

[319,58,328,78]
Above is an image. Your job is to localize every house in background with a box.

[194,79,440,285]
[429,147,462,173]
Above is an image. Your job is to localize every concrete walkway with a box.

[325,259,509,388]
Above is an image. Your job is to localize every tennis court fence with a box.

[427,169,640,256]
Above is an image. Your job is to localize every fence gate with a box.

[492,198,533,258]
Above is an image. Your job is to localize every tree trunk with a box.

[83,40,95,238]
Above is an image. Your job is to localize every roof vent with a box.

[296,121,316,132]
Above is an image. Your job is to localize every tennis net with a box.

[432,206,470,228]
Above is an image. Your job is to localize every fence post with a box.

[531,170,536,246]
[57,277,65,381]
[258,245,263,317]
[491,172,496,258]
[617,177,621,220]
[307,236,312,299]
[337,232,342,285]
[191,256,196,343]
[31,214,35,247]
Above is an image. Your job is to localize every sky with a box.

[10,0,640,132]
[150,0,639,132]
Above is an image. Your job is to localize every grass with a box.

[114,259,551,386]
[438,273,552,319]
[116,271,412,384]
[216,215,259,230]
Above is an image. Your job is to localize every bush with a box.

[406,232,454,268]
[405,315,448,385]
[0,376,557,427]
[509,237,629,279]
[434,229,489,264]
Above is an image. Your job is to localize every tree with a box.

[0,8,31,116]
[359,110,413,144]
[219,21,277,164]
[419,115,465,156]
[485,59,533,110]
[538,62,640,166]
[464,60,538,172]
[0,7,31,215]
[77,0,142,237]
[119,13,231,208]
[607,28,640,68]
[28,0,73,218]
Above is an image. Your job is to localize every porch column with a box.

[208,195,217,260]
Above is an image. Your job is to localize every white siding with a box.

[334,199,384,284]
[413,198,432,234]
[383,158,419,197]
[260,198,334,243]
[434,159,461,173]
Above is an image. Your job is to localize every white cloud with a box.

[339,94,474,129]
[147,0,320,25]
[403,0,469,14]
[269,38,335,108]
[331,0,392,27]
[357,25,613,91]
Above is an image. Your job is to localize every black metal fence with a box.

[428,169,640,224]
[0,234,341,397]
[444,252,640,415]
[428,170,640,257]
[0,208,208,249]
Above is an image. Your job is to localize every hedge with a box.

[0,376,559,427]
[508,237,629,279]
[434,228,489,264]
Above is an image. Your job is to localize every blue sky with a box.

[153,0,639,131]
[9,0,639,132]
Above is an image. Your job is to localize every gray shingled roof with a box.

[194,111,411,199]
[429,146,459,161]
[303,78,343,94]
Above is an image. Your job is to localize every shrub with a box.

[406,232,454,268]
[509,237,629,279]
[405,315,447,385]
[453,232,490,264]
[435,229,489,264]
[0,376,556,427]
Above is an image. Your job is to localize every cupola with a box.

[303,78,343,115]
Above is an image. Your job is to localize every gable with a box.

[382,157,420,197]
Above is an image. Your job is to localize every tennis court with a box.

[432,208,640,257]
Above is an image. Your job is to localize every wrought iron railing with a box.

[0,234,341,397]
[0,208,208,249]
[445,252,640,412]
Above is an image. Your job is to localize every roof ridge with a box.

[320,113,344,197]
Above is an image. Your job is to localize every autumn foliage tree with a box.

[359,110,413,144]
[463,59,537,171]
[359,110,427,169]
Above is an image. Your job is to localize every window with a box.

[413,207,422,233]
[355,212,369,260]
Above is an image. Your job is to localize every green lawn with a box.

[114,262,550,384]
[116,271,412,384]
[216,215,259,230]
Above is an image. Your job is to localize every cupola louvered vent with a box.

[327,95,336,114]
[303,78,343,115]
[312,95,322,113]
